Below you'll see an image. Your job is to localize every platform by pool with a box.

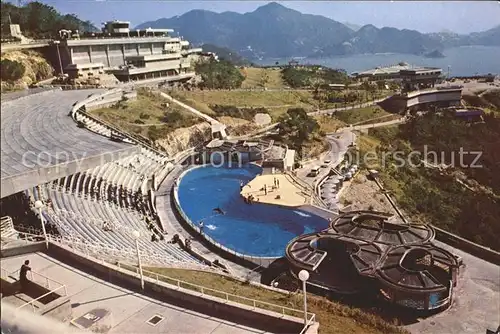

[176,164,330,257]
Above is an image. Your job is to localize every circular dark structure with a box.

[377,244,459,311]
[330,211,435,246]
[285,211,461,312]
[286,232,383,294]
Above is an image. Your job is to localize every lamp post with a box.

[34,200,48,249]
[298,270,310,326]
[132,230,144,289]
[52,40,64,76]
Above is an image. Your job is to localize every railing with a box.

[1,267,9,279]
[45,234,216,271]
[299,313,316,334]
[117,263,316,329]
[41,84,102,90]
[3,235,316,331]
[17,285,67,313]
[7,267,67,295]
[172,166,278,268]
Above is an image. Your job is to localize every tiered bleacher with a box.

[1,88,210,271]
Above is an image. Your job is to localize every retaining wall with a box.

[433,226,500,265]
[45,242,308,334]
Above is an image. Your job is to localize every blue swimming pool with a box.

[177,164,329,257]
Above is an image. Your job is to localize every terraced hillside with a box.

[169,89,318,120]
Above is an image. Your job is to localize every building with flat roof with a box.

[55,20,203,83]
[352,62,442,92]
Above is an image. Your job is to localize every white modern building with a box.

[56,20,203,82]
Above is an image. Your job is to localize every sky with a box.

[32,1,500,34]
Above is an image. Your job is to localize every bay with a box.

[255,46,500,77]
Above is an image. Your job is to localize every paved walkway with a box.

[307,97,387,116]
[1,253,266,334]
[159,92,220,125]
[406,241,500,334]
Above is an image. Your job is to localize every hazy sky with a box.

[36,1,500,34]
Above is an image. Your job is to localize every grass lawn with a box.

[123,265,407,334]
[334,106,393,125]
[89,89,202,138]
[240,67,286,89]
[169,90,319,120]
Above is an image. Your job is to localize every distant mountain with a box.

[136,2,353,58]
[342,22,362,31]
[468,25,500,46]
[137,2,500,59]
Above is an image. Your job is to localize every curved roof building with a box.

[285,211,460,311]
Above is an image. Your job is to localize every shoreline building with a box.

[55,20,203,82]
[352,62,442,92]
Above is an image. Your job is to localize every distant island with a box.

[424,50,446,58]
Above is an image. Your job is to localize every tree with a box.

[1,1,97,39]
[259,70,270,88]
[277,108,319,156]
[1,59,25,81]
[195,59,244,89]
[376,80,386,90]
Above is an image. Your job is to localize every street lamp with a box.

[34,200,48,249]
[132,230,144,289]
[52,40,64,76]
[298,270,310,326]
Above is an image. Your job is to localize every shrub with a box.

[195,59,244,89]
[1,59,25,81]
[134,119,145,124]
[139,113,150,120]
[209,105,269,121]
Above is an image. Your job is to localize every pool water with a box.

[177,164,329,257]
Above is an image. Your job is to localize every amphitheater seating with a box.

[1,88,207,269]
[25,146,203,268]
[0,89,132,179]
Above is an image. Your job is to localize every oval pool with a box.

[177,164,329,257]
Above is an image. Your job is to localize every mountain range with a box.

[136,2,500,60]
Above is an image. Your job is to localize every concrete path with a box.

[406,240,500,334]
[296,130,354,187]
[158,92,220,125]
[307,97,387,116]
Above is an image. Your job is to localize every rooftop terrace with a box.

[0,252,269,334]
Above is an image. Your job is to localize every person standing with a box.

[199,220,204,233]
[19,260,31,292]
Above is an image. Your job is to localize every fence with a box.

[116,262,315,327]
[1,265,68,309]
[16,285,67,313]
